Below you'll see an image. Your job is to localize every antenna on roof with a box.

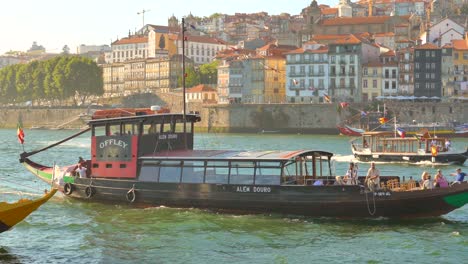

[137,9,151,28]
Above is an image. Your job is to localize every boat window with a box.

[109,124,121,136]
[205,161,229,184]
[282,159,303,185]
[162,122,174,133]
[230,162,254,184]
[255,162,281,185]
[123,123,138,135]
[174,122,192,133]
[139,162,160,182]
[143,123,160,135]
[93,125,106,137]
[181,161,205,183]
[159,161,182,183]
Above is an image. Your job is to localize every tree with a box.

[62,45,70,55]
[199,60,218,84]
[178,66,200,88]
[461,4,468,15]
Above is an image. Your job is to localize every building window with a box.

[363,67,368,76]
[373,80,377,88]
[363,80,368,88]
[415,51,420,57]
[415,63,420,70]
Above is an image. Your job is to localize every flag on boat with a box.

[431,145,438,157]
[17,122,25,144]
[379,117,389,124]
[340,102,349,109]
[323,94,331,103]
[361,111,367,117]
[396,127,406,138]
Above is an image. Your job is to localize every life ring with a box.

[85,186,95,198]
[64,183,73,195]
[126,188,136,203]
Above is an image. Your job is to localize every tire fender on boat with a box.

[126,187,136,203]
[85,186,95,198]
[64,183,74,195]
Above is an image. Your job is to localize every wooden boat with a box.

[19,111,468,218]
[351,131,468,164]
[0,189,57,233]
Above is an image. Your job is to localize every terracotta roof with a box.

[113,36,148,45]
[321,16,394,26]
[332,34,362,44]
[179,35,227,45]
[321,8,338,15]
[374,32,395,37]
[381,50,396,57]
[187,84,216,93]
[414,43,440,50]
[452,39,468,50]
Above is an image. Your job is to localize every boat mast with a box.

[182,18,187,149]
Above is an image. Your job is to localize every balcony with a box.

[289,85,306,90]
[308,72,325,77]
[288,72,307,77]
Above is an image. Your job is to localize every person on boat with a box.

[450,168,466,185]
[345,162,358,185]
[420,171,434,190]
[433,169,449,188]
[75,163,87,178]
[78,157,86,167]
[365,162,380,191]
[444,139,451,151]
[335,176,346,185]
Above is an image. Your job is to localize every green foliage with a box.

[0,55,103,106]
[178,66,200,88]
[199,61,218,85]
[461,4,468,14]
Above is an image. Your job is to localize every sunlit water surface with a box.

[0,129,466,263]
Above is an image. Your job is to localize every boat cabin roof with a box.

[88,113,201,126]
[140,149,333,162]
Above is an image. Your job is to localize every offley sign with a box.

[96,136,132,161]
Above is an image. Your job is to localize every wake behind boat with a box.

[19,109,468,218]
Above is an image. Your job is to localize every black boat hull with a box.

[62,178,468,218]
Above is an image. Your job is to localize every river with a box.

[0,129,467,263]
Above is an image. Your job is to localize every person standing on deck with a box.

[450,168,466,185]
[366,162,380,191]
[345,162,358,185]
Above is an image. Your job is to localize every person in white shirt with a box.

[366,162,380,191]
[345,162,358,185]
[75,164,87,178]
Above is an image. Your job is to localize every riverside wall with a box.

[1,97,466,134]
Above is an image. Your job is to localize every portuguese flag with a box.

[17,123,25,144]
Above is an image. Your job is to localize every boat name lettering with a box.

[99,139,128,149]
[158,134,178,140]
[373,191,391,197]
[236,186,271,193]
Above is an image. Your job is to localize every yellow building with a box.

[452,36,468,97]
[362,62,383,101]
[264,55,286,103]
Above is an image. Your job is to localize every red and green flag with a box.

[17,123,25,144]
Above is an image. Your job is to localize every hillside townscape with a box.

[0,0,467,107]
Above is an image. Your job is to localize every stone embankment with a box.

[1,93,466,134]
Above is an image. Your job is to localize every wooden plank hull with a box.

[58,177,468,218]
[0,189,57,233]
